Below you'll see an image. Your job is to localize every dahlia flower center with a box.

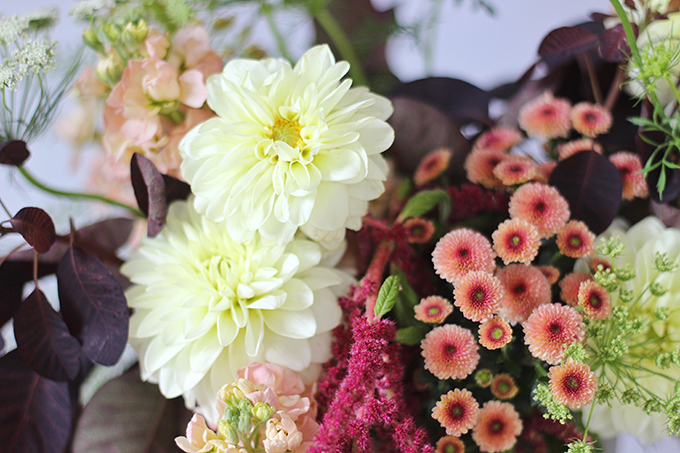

[510,235,521,246]
[445,344,457,356]
[271,118,304,149]
[264,117,316,164]
[548,322,562,336]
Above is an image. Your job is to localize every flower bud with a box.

[102,23,122,42]
[82,29,105,54]
[251,402,275,423]
[218,420,239,445]
[95,50,124,86]
[122,20,148,52]
[237,411,253,433]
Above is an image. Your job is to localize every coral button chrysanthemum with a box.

[523,303,586,365]
[435,436,465,453]
[478,316,513,350]
[492,155,536,186]
[570,102,613,137]
[490,374,519,400]
[421,324,480,380]
[432,388,480,437]
[179,45,394,249]
[492,218,540,265]
[453,271,504,322]
[414,148,452,187]
[508,182,570,239]
[577,280,612,320]
[414,295,454,324]
[432,228,496,284]
[609,151,649,200]
[473,126,523,152]
[464,148,507,188]
[472,401,523,452]
[518,92,571,139]
[496,264,551,324]
[548,360,598,409]
[557,138,602,161]
[121,200,345,422]
[556,220,595,258]
[559,272,593,306]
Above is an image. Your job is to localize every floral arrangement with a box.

[1,1,680,453]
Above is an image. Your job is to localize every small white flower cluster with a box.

[70,0,116,21]
[0,14,30,46]
[11,39,57,75]
[122,44,395,421]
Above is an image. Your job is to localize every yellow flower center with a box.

[271,118,304,149]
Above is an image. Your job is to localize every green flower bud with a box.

[95,50,124,86]
[650,283,668,298]
[621,389,641,405]
[657,352,673,369]
[82,29,105,53]
[475,369,493,388]
[595,382,614,406]
[618,289,634,303]
[102,22,122,42]
[567,440,594,453]
[218,420,239,445]
[251,402,275,423]
[643,398,662,415]
[614,265,636,281]
[237,411,253,433]
[654,252,678,272]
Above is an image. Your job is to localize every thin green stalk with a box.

[314,8,368,87]
[609,0,641,61]
[17,166,144,217]
[261,3,292,62]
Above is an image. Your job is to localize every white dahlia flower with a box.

[121,200,346,421]
[179,44,393,250]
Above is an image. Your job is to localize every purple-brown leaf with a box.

[162,174,191,205]
[131,153,167,237]
[549,151,623,234]
[56,245,129,366]
[9,207,56,253]
[0,260,58,326]
[600,23,634,62]
[14,289,81,381]
[0,141,30,166]
[0,351,72,453]
[538,26,601,68]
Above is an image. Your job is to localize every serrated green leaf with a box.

[374,275,400,320]
[398,189,450,221]
[391,265,421,328]
[395,178,413,201]
[395,325,429,345]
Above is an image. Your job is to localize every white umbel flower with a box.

[121,200,346,421]
[179,44,393,249]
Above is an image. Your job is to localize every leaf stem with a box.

[582,52,603,105]
[362,241,394,321]
[261,3,293,62]
[17,166,144,217]
[314,8,369,87]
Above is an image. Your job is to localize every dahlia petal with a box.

[315,149,363,182]
[263,308,317,339]
[245,309,265,357]
[216,312,239,346]
[279,279,314,311]
[265,335,311,370]
[308,182,349,230]
[143,336,184,374]
[360,120,396,155]
[308,287,343,333]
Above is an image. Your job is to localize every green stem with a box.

[609,0,641,61]
[262,3,292,62]
[314,9,369,87]
[582,394,597,440]
[17,166,144,217]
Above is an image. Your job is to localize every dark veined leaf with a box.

[14,289,81,381]
[398,189,450,221]
[9,207,56,253]
[0,351,72,453]
[0,260,58,326]
[57,245,129,366]
[131,153,167,237]
[0,140,30,166]
[72,367,189,453]
[395,325,429,345]
[374,275,400,320]
[600,23,634,63]
[538,25,601,68]
[549,151,622,234]
[162,174,191,205]
[73,217,135,263]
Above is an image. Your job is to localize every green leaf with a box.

[374,275,400,319]
[391,265,421,328]
[398,189,450,221]
[395,325,429,345]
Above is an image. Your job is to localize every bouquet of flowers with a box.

[1,0,680,452]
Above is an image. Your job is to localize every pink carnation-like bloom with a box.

[433,228,496,284]
[497,264,551,324]
[537,265,560,285]
[472,401,523,452]
[421,324,480,380]
[490,374,518,400]
[556,220,595,258]
[548,360,598,409]
[435,436,465,453]
[492,218,541,265]
[493,156,536,186]
[414,295,454,324]
[570,102,613,137]
[414,148,453,186]
[508,182,570,239]
[453,271,504,322]
[465,149,507,189]
[432,388,480,437]
[524,304,586,365]
[559,272,593,306]
[518,92,572,139]
[473,126,524,152]
[609,152,649,200]
[478,316,513,350]
[577,280,612,320]
[557,138,602,161]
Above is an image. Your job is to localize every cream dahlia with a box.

[180,44,394,249]
[121,200,346,422]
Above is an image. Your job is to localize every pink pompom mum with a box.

[453,271,504,322]
[570,102,612,137]
[557,138,603,161]
[559,272,593,306]
[415,295,454,324]
[556,220,595,258]
[403,217,436,243]
[472,401,523,452]
[433,228,496,284]
[518,92,572,139]
[414,148,453,187]
[465,149,507,188]
[473,126,524,152]
[492,156,536,186]
[508,183,570,239]
[478,316,513,350]
[523,303,586,365]
[497,264,552,324]
[490,373,519,400]
[492,218,541,265]
[548,360,598,409]
[577,280,612,320]
[432,388,480,437]
[422,324,480,380]
[537,265,560,285]
[435,436,466,453]
[609,152,649,200]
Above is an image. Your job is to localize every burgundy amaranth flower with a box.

[490,374,519,400]
[556,220,595,258]
[497,264,552,324]
[577,280,612,320]
[421,324,480,380]
[432,388,480,436]
[448,184,510,223]
[523,304,586,365]
[415,295,454,324]
[609,151,649,200]
[433,228,496,284]
[570,102,612,137]
[508,183,570,239]
[493,156,536,186]
[557,138,603,160]
[537,265,560,285]
[518,92,571,139]
[403,217,435,243]
[472,401,523,452]
[492,218,541,265]
[478,316,513,350]
[475,368,494,387]
[473,126,524,152]
[465,149,507,188]
[453,271,504,322]
[415,148,453,187]
[436,436,465,453]
[548,360,598,409]
[559,272,593,306]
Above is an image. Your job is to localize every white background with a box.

[2,1,679,451]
